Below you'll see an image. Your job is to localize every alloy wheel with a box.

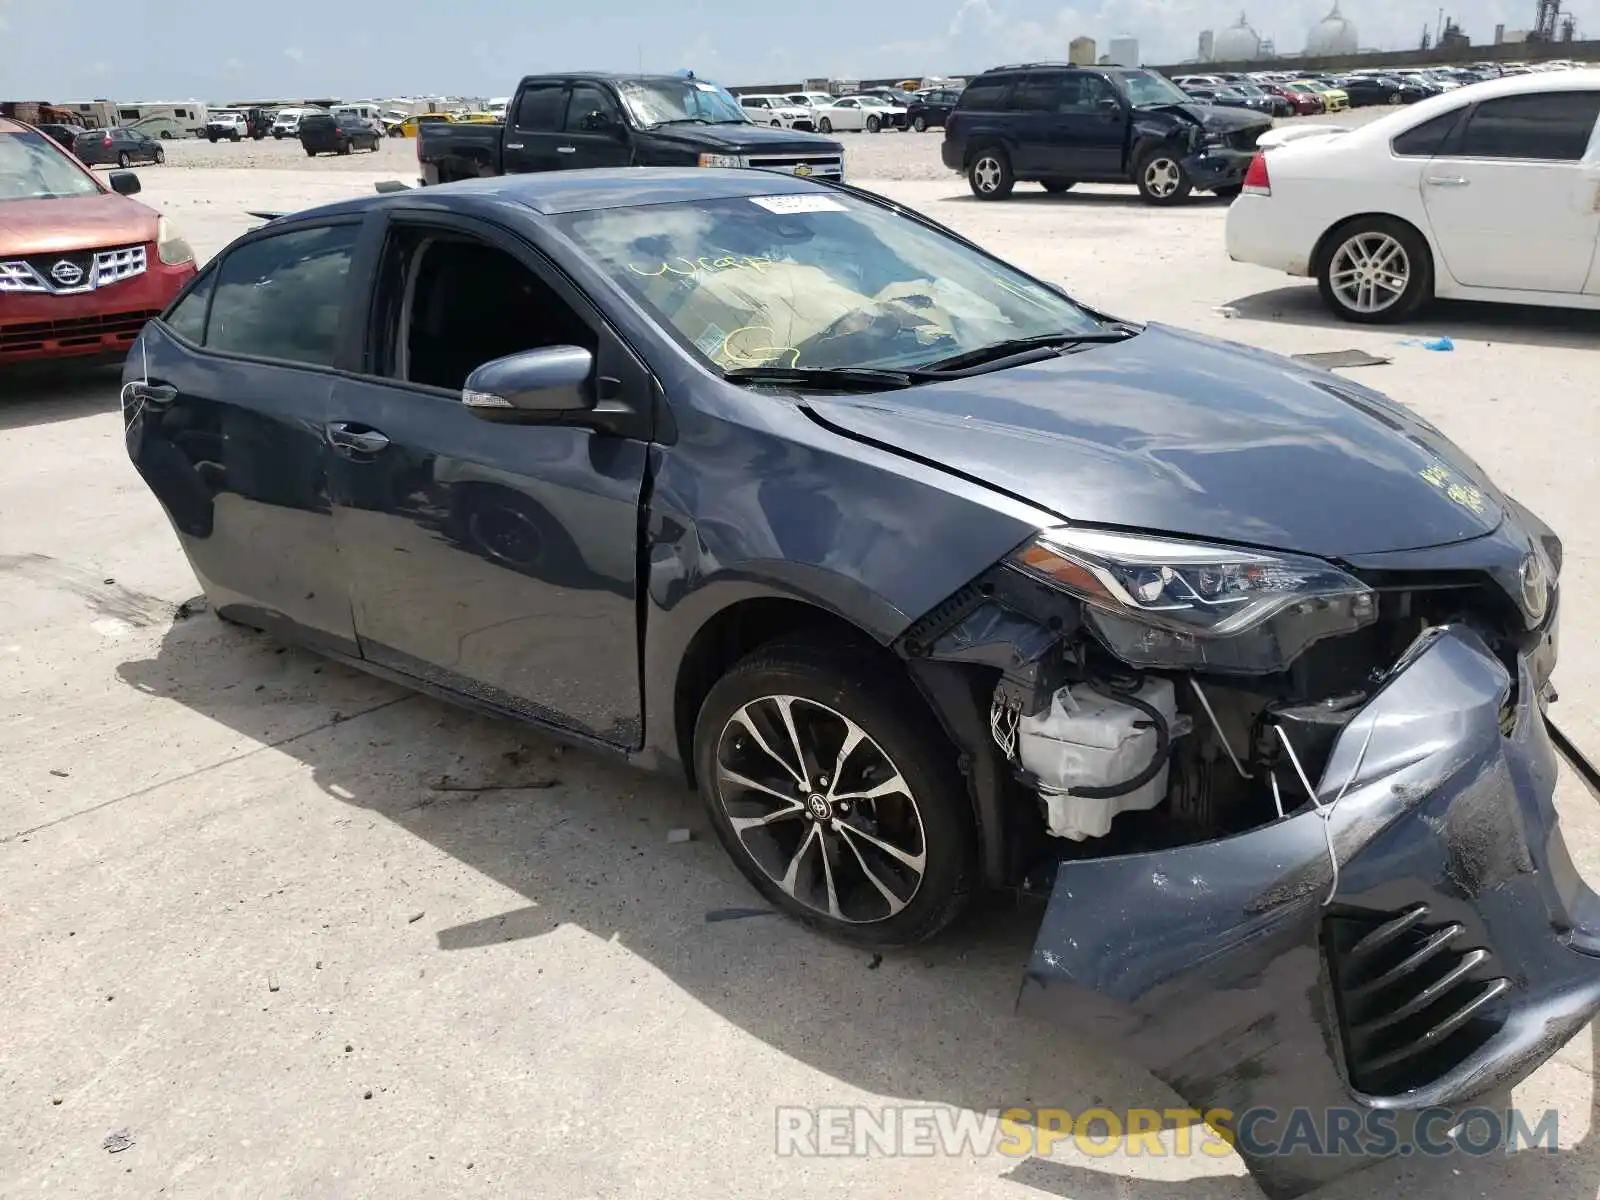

[1143,157,1181,198]
[1329,232,1410,315]
[713,694,927,924]
[972,155,1003,193]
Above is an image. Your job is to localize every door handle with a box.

[1425,175,1470,187]
[557,145,577,154]
[505,142,524,149]
[325,422,390,456]
[125,381,178,408]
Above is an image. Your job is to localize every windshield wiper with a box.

[919,326,1139,373]
[650,117,712,126]
[723,365,934,392]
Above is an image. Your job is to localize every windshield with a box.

[617,79,750,126]
[555,192,1106,377]
[0,130,101,201]
[1118,70,1193,107]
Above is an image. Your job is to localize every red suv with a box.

[0,117,197,364]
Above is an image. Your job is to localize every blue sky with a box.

[0,0,1589,99]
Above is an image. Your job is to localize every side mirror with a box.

[463,346,595,418]
[1097,97,1122,122]
[108,171,141,196]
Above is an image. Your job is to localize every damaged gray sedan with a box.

[126,169,1597,1196]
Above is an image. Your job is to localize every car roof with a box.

[0,117,35,135]
[272,167,850,222]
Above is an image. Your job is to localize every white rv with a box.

[114,101,209,136]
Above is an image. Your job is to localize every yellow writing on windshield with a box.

[628,254,779,280]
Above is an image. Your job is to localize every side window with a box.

[1391,108,1465,156]
[1456,92,1600,161]
[513,84,565,131]
[1059,74,1117,113]
[837,98,857,109]
[956,75,1016,110]
[387,231,597,392]
[162,268,215,344]
[564,84,620,133]
[1012,73,1063,113]
[206,225,359,366]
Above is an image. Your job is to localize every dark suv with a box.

[298,112,381,156]
[941,62,1271,205]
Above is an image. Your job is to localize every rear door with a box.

[125,220,365,654]
[1420,90,1600,293]
[323,209,651,743]
[559,83,633,170]
[501,80,568,173]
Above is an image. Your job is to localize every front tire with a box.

[1135,151,1192,205]
[154,148,165,164]
[1316,216,1432,324]
[866,115,881,133]
[1212,183,1241,199]
[966,148,1014,200]
[1041,179,1076,194]
[695,642,974,946]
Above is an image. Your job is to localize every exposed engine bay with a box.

[899,522,1561,874]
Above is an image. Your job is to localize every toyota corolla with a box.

[124,167,1598,1196]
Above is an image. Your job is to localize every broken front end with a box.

[900,509,1600,1196]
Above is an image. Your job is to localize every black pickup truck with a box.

[417,72,846,186]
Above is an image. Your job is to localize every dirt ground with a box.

[5,123,1600,1199]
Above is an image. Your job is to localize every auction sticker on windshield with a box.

[750,195,848,214]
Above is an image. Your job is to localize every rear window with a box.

[955,74,1017,110]
[300,114,334,130]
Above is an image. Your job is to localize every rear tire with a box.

[966,148,1014,200]
[1316,216,1432,325]
[1135,150,1192,205]
[117,152,130,168]
[818,117,832,133]
[694,641,974,947]
[1041,180,1076,193]
[912,116,927,132]
[305,147,317,157]
[1212,183,1242,199]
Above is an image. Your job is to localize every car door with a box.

[558,83,633,170]
[124,220,364,655]
[829,98,862,131]
[1419,90,1600,293]
[501,81,568,173]
[323,209,652,745]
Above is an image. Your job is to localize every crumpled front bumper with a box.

[1020,624,1600,1197]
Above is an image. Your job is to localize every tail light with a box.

[1242,152,1271,196]
[103,135,113,147]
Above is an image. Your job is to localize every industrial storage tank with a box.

[1214,11,1262,61]
[1306,1,1359,56]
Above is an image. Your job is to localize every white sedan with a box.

[1226,70,1600,322]
[810,95,904,133]
[738,94,821,131]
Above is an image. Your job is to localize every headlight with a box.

[156,216,194,266]
[1010,526,1377,674]
[698,153,746,168]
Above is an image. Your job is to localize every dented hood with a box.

[0,191,158,255]
[806,324,1504,557]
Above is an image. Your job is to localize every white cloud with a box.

[283,46,306,63]
[224,57,243,70]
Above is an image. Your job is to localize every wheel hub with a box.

[805,793,832,820]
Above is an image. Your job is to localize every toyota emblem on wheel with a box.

[50,260,84,287]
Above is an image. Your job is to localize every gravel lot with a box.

[9,112,1599,1200]
[145,105,1393,181]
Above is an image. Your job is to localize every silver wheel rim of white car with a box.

[973,156,1003,192]
[1143,158,1181,197]
[714,695,927,924]
[1330,232,1410,314]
